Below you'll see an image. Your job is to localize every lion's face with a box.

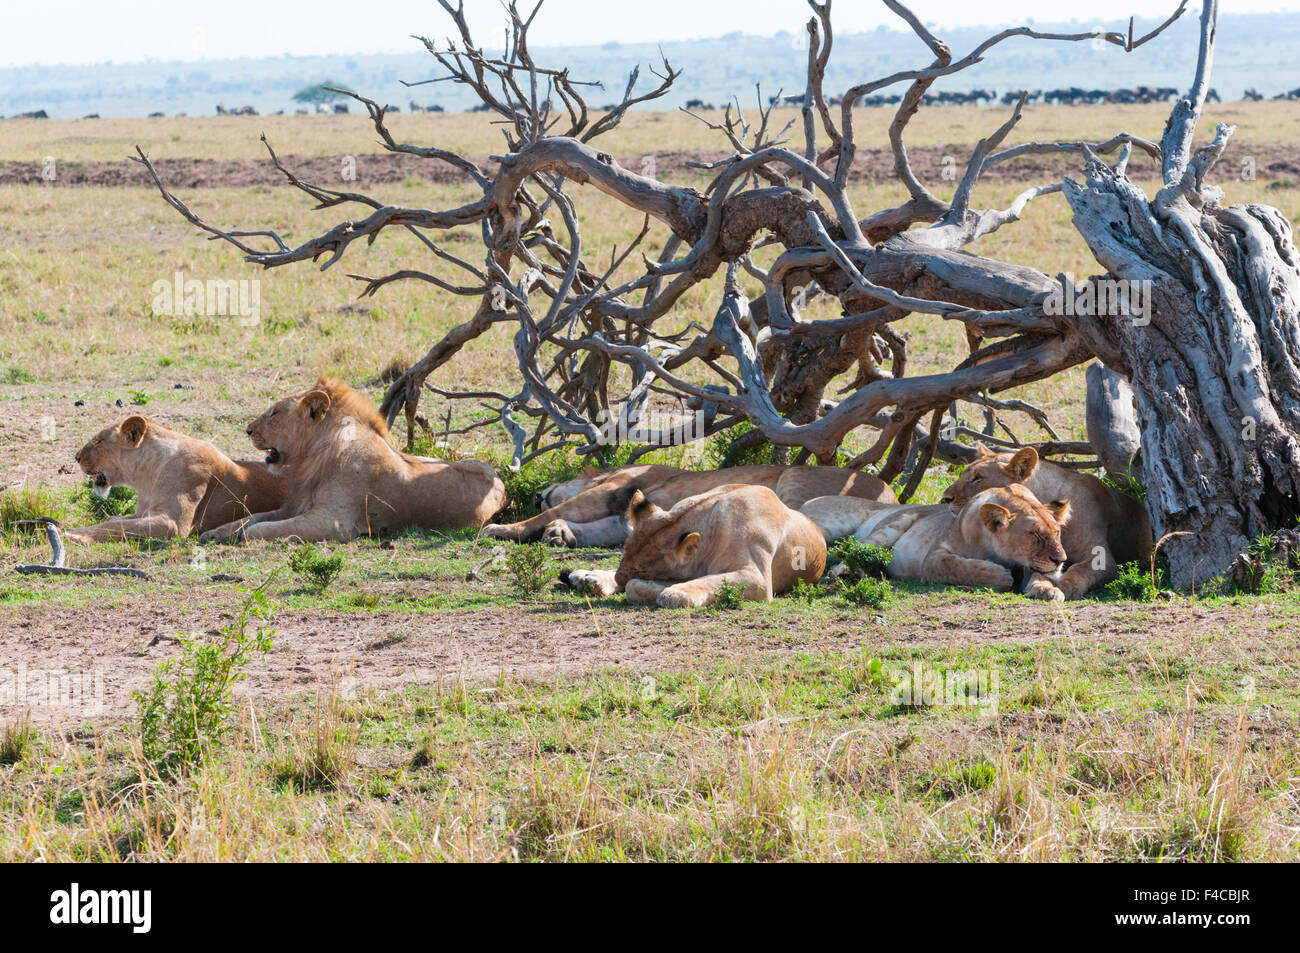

[74,416,149,498]
[942,444,1039,508]
[614,489,704,588]
[972,485,1071,577]
[246,389,332,473]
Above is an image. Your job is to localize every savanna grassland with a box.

[1,103,1299,861]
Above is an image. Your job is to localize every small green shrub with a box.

[127,390,151,406]
[288,544,346,591]
[2,366,34,385]
[711,580,745,610]
[134,583,276,777]
[702,421,771,469]
[829,537,893,579]
[76,481,136,521]
[1106,561,1159,602]
[494,449,587,523]
[840,576,895,610]
[788,578,822,604]
[505,543,555,598]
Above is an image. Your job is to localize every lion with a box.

[486,463,895,548]
[940,443,1153,598]
[800,484,1073,600]
[563,484,826,608]
[199,377,506,543]
[66,415,286,542]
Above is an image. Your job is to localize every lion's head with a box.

[613,487,723,589]
[966,484,1071,578]
[246,377,389,475]
[75,415,152,498]
[942,443,1040,508]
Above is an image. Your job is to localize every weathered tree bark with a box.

[1085,362,1141,480]
[133,0,1297,586]
[1065,0,1300,585]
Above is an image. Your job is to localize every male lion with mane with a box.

[487,463,895,548]
[67,415,286,542]
[802,484,1073,600]
[200,377,505,543]
[563,484,827,608]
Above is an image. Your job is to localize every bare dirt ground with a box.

[7,142,1298,189]
[4,588,1290,726]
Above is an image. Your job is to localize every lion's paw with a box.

[563,569,618,597]
[1023,574,1066,602]
[656,585,705,609]
[624,579,667,605]
[541,519,577,548]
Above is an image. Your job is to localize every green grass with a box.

[0,633,1292,861]
[288,543,346,591]
[0,483,67,533]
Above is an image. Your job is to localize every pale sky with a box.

[4,0,1299,68]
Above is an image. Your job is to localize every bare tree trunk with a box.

[1066,1,1300,585]
[1085,362,1141,481]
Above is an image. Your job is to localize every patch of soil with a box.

[1,594,1289,725]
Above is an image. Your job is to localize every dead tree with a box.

[134,0,1299,587]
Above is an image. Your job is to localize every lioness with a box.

[66,415,286,542]
[563,484,827,608]
[199,377,506,543]
[801,485,1072,600]
[486,463,895,548]
[940,444,1153,598]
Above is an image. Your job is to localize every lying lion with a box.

[941,444,1153,598]
[66,415,286,543]
[199,377,506,543]
[486,463,895,548]
[801,484,1073,601]
[563,484,827,608]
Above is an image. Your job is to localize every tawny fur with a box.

[67,416,286,542]
[941,443,1154,598]
[487,463,895,548]
[200,377,505,543]
[801,484,1073,601]
[565,484,827,608]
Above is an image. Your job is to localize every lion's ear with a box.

[979,503,1014,533]
[626,489,659,526]
[975,442,995,459]
[676,531,701,559]
[1004,446,1039,481]
[1046,499,1072,528]
[119,415,148,447]
[299,390,331,421]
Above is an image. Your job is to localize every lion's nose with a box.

[246,426,254,436]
